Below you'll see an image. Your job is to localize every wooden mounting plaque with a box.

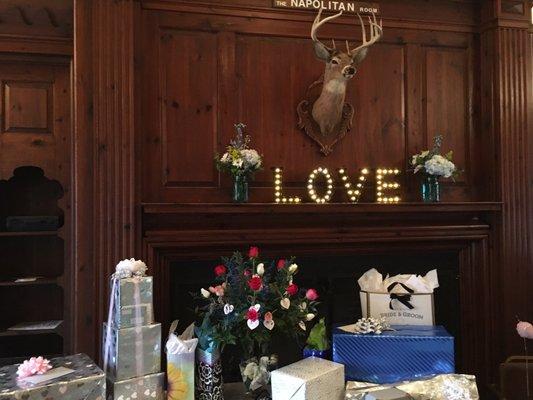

[272,0,380,14]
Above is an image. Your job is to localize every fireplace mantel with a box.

[142,202,501,247]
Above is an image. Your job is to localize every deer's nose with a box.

[345,66,356,75]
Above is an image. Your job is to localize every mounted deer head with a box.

[310,8,382,137]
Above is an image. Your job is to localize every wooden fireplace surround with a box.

[142,202,502,394]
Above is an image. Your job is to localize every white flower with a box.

[223,304,234,315]
[306,313,315,321]
[280,298,291,309]
[201,288,210,298]
[115,258,147,279]
[299,302,307,311]
[243,362,259,379]
[220,152,231,164]
[232,158,244,168]
[299,321,306,331]
[288,264,298,274]
[421,150,429,158]
[241,149,262,169]
[424,155,456,178]
[411,155,418,166]
[256,263,265,276]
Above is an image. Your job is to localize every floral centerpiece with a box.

[195,246,319,395]
[411,135,459,202]
[216,123,262,203]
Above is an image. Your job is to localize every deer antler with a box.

[311,7,344,51]
[347,12,383,57]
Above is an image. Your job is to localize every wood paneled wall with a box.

[140,0,480,203]
[69,2,533,394]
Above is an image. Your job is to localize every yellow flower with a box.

[167,363,190,400]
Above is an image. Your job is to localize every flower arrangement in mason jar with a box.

[194,246,319,396]
[215,123,263,203]
[411,135,460,202]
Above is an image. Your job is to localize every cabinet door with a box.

[0,57,71,186]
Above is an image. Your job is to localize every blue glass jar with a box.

[233,174,249,203]
[421,175,440,202]
[303,347,330,360]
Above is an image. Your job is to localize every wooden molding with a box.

[73,0,137,359]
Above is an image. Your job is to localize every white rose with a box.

[306,313,316,321]
[201,288,210,298]
[288,264,298,274]
[256,263,265,276]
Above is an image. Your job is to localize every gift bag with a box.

[166,320,197,400]
[358,268,438,326]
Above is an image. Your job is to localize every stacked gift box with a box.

[103,274,165,400]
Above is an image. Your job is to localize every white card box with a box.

[360,291,435,325]
[271,357,344,400]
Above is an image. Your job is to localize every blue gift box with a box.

[333,325,454,384]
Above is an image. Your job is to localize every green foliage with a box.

[306,318,329,351]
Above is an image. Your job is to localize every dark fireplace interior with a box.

[169,250,460,381]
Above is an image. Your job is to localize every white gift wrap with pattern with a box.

[271,357,345,400]
[106,372,164,400]
[103,323,162,381]
[0,354,105,400]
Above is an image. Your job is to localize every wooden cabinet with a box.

[0,56,72,365]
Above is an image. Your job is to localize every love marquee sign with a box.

[273,167,401,204]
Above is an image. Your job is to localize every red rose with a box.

[305,288,319,301]
[287,283,298,296]
[246,307,260,322]
[214,264,227,277]
[277,259,286,270]
[248,246,259,258]
[248,275,263,291]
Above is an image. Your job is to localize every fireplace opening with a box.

[168,250,460,381]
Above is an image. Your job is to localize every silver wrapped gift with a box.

[103,323,162,381]
[0,353,105,400]
[112,277,154,328]
[107,372,164,400]
[345,374,479,400]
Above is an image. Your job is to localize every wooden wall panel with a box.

[140,8,476,203]
[159,30,218,188]
[424,47,469,185]
[236,36,405,189]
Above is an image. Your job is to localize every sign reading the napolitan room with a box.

[272,0,380,14]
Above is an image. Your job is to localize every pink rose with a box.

[517,321,533,339]
[305,288,319,301]
[208,283,226,297]
[248,246,259,258]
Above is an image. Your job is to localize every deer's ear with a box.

[352,48,369,65]
[313,42,334,62]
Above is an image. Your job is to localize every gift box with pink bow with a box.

[0,353,105,400]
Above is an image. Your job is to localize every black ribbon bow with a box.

[387,282,415,310]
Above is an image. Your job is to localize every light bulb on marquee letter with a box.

[272,167,301,204]
[376,168,401,203]
[337,167,369,203]
[307,167,333,204]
